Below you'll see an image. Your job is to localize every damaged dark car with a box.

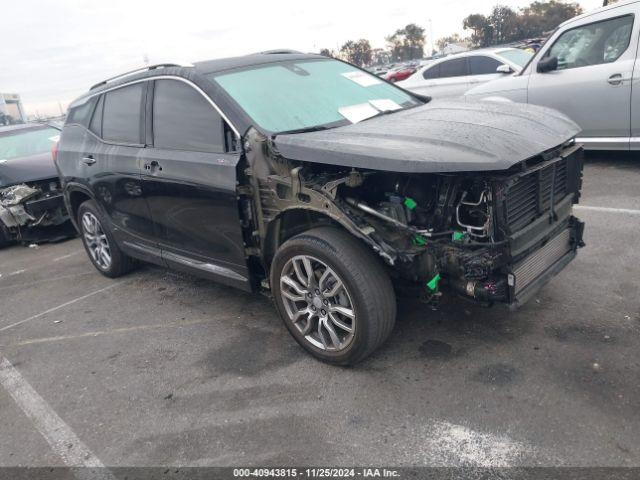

[0,124,73,247]
[56,52,585,364]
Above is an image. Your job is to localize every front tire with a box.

[271,227,396,365]
[77,200,136,278]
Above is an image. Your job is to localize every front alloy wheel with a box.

[81,211,111,270]
[280,255,355,352]
[271,227,396,365]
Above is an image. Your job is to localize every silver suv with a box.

[466,0,640,150]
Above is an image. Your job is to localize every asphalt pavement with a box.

[0,153,638,469]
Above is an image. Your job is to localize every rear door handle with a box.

[143,160,162,172]
[82,155,96,165]
[608,73,623,85]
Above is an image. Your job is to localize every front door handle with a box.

[82,155,96,165]
[608,73,624,85]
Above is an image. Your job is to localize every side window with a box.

[89,95,104,137]
[469,56,503,75]
[66,97,96,126]
[102,83,144,144]
[547,14,634,70]
[439,58,469,78]
[152,79,224,153]
[423,64,440,79]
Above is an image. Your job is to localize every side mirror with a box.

[537,56,558,73]
[496,64,512,74]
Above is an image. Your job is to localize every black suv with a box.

[57,52,585,365]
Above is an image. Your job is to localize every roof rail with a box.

[89,63,182,91]
[255,49,302,55]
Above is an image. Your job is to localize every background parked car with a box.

[465,0,639,150]
[384,64,417,82]
[369,66,389,76]
[0,124,73,247]
[398,47,533,99]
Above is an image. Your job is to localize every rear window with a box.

[423,64,440,79]
[102,83,144,144]
[0,127,59,161]
[66,98,96,126]
[439,58,469,77]
[89,95,104,137]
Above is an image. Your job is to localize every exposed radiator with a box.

[505,158,568,232]
[513,228,571,294]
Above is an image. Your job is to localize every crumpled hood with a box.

[274,100,581,173]
[0,152,58,188]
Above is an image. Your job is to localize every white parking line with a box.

[575,205,640,215]
[52,250,85,262]
[0,356,110,472]
[0,247,84,276]
[10,317,220,347]
[0,282,123,333]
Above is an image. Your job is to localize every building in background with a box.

[441,41,470,56]
[0,93,26,125]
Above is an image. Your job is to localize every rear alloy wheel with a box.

[81,212,111,270]
[271,227,396,365]
[77,200,136,278]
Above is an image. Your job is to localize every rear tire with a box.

[77,200,136,278]
[271,227,396,365]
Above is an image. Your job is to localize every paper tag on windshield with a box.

[369,99,402,112]
[341,71,382,87]
[338,103,380,124]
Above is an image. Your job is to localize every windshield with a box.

[497,49,534,68]
[0,127,59,161]
[209,59,421,134]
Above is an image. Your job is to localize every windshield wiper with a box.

[272,125,331,138]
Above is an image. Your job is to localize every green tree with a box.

[464,1,582,47]
[518,1,583,37]
[339,39,373,66]
[319,48,335,58]
[386,23,425,61]
[489,6,520,43]
[463,13,494,47]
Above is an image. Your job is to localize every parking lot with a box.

[0,153,638,468]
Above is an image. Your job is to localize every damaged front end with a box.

[0,180,72,246]
[241,130,585,309]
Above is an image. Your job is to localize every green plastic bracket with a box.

[452,231,465,242]
[413,235,427,246]
[426,273,441,292]
[404,197,417,210]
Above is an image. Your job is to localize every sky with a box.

[4,0,603,117]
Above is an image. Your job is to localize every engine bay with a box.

[241,130,585,308]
